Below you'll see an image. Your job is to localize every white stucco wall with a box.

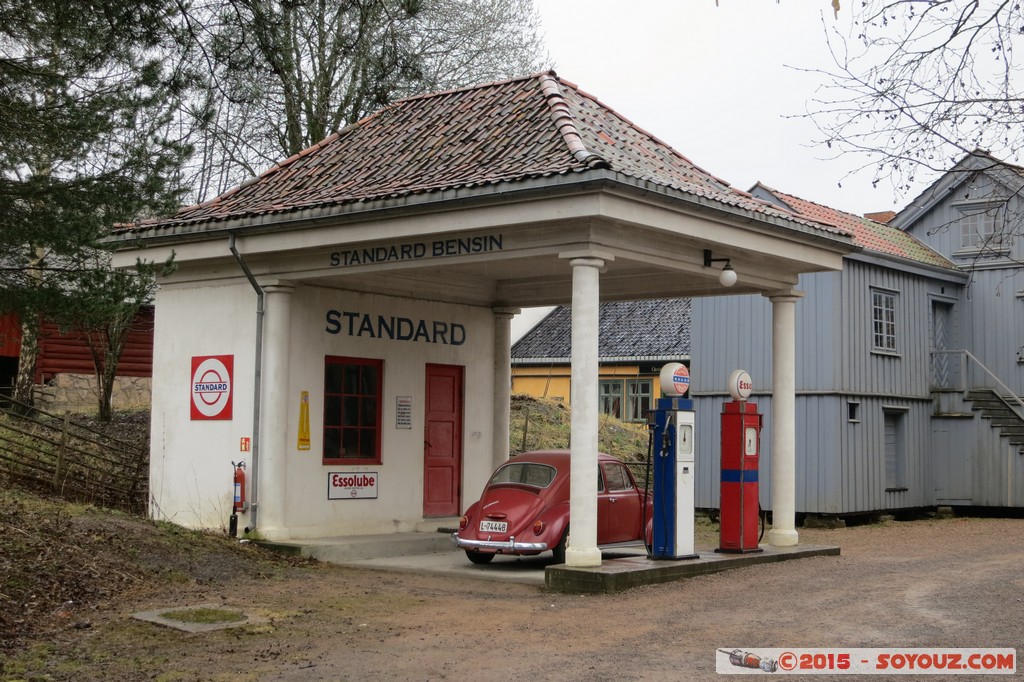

[148,278,496,538]
[148,280,257,530]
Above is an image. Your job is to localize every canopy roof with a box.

[110,72,857,306]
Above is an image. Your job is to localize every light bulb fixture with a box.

[703,249,737,287]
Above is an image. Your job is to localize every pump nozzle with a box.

[660,413,675,457]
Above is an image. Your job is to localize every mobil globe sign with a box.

[191,355,234,420]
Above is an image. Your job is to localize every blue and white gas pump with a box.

[650,363,699,560]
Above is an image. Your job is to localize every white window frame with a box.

[871,288,898,354]
[955,199,1007,253]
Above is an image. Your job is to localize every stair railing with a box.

[932,349,1024,420]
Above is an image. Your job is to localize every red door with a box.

[423,364,463,517]
[597,460,643,544]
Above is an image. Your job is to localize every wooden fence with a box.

[0,399,148,514]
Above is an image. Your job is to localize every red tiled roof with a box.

[864,210,896,224]
[124,72,847,237]
[755,184,957,270]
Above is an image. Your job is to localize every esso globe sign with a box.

[659,362,690,396]
[191,355,234,420]
[727,369,753,402]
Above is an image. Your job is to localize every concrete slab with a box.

[546,544,841,594]
[258,531,454,562]
[263,533,840,594]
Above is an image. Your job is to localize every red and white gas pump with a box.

[718,370,763,554]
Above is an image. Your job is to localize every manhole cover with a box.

[132,603,265,633]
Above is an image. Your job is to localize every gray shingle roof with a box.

[512,299,690,361]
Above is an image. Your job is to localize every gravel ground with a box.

[8,514,1022,681]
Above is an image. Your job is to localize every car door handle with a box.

[608,497,617,503]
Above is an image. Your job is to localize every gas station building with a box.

[110,72,856,567]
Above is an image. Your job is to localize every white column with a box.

[256,281,295,538]
[492,307,519,471]
[567,257,604,567]
[767,291,802,547]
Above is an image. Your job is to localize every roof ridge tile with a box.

[538,73,610,170]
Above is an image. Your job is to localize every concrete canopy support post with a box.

[257,281,295,537]
[767,290,803,547]
[566,257,604,567]
[492,307,520,472]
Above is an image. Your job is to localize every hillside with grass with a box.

[509,394,650,463]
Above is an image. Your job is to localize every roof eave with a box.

[512,354,691,364]
[847,249,967,283]
[105,170,859,255]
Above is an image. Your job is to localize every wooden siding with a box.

[839,397,933,512]
[903,176,1024,393]
[691,272,842,394]
[0,314,21,357]
[33,308,155,381]
[690,294,775,392]
[693,392,932,515]
[839,259,954,396]
[692,257,956,514]
[958,267,1024,392]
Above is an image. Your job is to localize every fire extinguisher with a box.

[229,461,247,538]
[233,461,247,512]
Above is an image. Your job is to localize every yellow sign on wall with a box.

[297,390,310,451]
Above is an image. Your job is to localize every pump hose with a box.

[641,426,654,558]
[759,503,766,542]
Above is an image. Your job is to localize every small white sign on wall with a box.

[327,472,379,500]
[396,395,413,429]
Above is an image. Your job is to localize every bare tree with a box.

[174,0,546,204]
[808,1,1024,196]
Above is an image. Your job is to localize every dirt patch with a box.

[3,490,1022,681]
[0,489,314,654]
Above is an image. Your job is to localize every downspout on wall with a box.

[229,233,264,533]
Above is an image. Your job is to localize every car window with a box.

[602,462,633,492]
[489,462,557,488]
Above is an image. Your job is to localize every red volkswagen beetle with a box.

[452,450,654,564]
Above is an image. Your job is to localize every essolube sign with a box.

[327,472,378,500]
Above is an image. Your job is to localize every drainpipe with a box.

[229,233,264,533]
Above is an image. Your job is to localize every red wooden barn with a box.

[0,308,154,392]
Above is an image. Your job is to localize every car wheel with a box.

[552,527,569,564]
[465,550,494,564]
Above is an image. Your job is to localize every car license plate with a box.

[479,520,507,533]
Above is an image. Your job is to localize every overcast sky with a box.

[532,0,915,215]
[513,0,912,340]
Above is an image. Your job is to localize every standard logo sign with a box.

[328,472,379,500]
[191,355,234,420]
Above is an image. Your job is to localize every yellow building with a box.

[511,300,690,423]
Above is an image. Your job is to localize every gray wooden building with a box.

[890,151,1024,509]
[510,150,1024,518]
[690,185,969,516]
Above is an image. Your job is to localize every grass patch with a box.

[159,607,246,625]
[510,394,649,462]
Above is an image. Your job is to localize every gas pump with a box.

[650,363,698,560]
[718,370,763,553]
